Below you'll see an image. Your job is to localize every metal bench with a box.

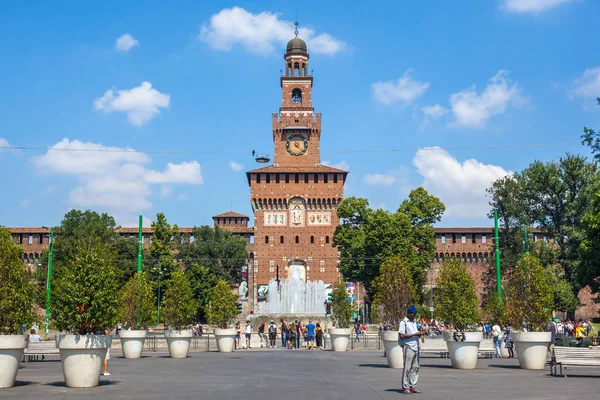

[23,341,59,362]
[550,346,600,377]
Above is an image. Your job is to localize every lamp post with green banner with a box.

[45,229,54,334]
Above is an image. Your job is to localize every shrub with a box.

[118,272,157,329]
[505,254,553,332]
[435,259,480,331]
[0,227,38,334]
[482,290,505,325]
[331,281,353,328]
[372,255,415,330]
[161,270,198,330]
[206,280,238,329]
[52,239,120,335]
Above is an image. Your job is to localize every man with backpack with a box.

[399,305,423,394]
[268,320,277,348]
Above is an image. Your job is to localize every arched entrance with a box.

[288,259,306,284]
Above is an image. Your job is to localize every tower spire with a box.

[294,20,299,37]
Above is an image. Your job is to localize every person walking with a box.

[103,328,111,376]
[258,322,266,348]
[504,327,514,358]
[354,319,361,342]
[280,319,286,348]
[305,320,316,350]
[245,320,253,349]
[492,322,502,358]
[235,321,241,350]
[315,322,324,350]
[289,322,297,349]
[399,305,423,394]
[268,320,277,348]
[295,320,302,349]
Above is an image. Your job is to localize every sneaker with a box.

[402,389,412,395]
[103,372,111,376]
[410,388,421,394]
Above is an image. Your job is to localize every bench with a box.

[550,346,600,377]
[23,341,59,362]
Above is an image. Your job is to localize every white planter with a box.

[214,328,237,353]
[329,328,351,352]
[380,331,403,368]
[512,331,551,370]
[58,334,110,388]
[0,335,28,388]
[443,331,483,370]
[118,329,147,359]
[164,329,193,359]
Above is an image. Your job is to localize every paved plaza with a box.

[3,349,598,400]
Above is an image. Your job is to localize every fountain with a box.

[257,267,326,314]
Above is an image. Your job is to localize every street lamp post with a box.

[45,229,54,334]
[430,267,434,322]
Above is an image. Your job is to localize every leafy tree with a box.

[51,238,120,335]
[185,263,220,321]
[505,255,553,332]
[581,97,600,160]
[331,281,353,328]
[579,193,600,296]
[146,213,179,284]
[0,227,38,334]
[372,256,415,330]
[435,259,480,331]
[206,280,239,329]
[160,270,197,330]
[118,272,157,329]
[334,188,444,298]
[482,290,505,325]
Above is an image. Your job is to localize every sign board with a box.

[239,265,248,300]
[346,282,355,303]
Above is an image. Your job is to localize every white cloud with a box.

[449,70,523,128]
[94,81,170,126]
[571,67,600,99]
[160,186,172,197]
[229,161,244,171]
[502,0,574,13]
[198,7,346,55]
[364,173,396,186]
[19,198,30,207]
[323,160,350,170]
[371,70,430,105]
[32,138,203,221]
[115,33,139,52]
[422,104,449,119]
[413,147,510,219]
[42,185,58,195]
[0,138,8,148]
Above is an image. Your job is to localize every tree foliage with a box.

[51,238,120,334]
[333,188,444,298]
[146,213,179,283]
[160,270,197,330]
[118,272,157,329]
[331,281,353,328]
[372,256,415,330]
[435,259,480,331]
[206,280,238,329]
[482,290,505,325]
[505,255,553,332]
[0,227,38,334]
[581,97,600,160]
[578,190,600,296]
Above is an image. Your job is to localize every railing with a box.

[144,334,214,352]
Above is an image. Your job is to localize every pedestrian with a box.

[268,320,277,348]
[245,320,252,349]
[354,319,361,342]
[289,322,297,349]
[258,322,266,348]
[399,305,423,394]
[504,328,514,358]
[103,328,111,376]
[235,321,241,350]
[315,322,323,350]
[29,329,41,342]
[280,319,286,348]
[305,320,316,350]
[295,320,302,349]
[492,321,502,357]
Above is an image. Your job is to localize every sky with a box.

[0,0,598,229]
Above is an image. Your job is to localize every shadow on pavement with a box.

[421,364,453,369]
[13,380,36,387]
[358,363,389,369]
[487,364,521,369]
[385,388,406,394]
[45,380,119,387]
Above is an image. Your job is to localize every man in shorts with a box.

[245,320,252,349]
[305,320,316,350]
[103,328,111,376]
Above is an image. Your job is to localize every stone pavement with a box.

[3,350,598,400]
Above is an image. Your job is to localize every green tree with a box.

[579,191,600,296]
[482,290,505,325]
[146,213,179,283]
[118,272,157,329]
[161,270,197,330]
[505,254,553,331]
[581,97,600,160]
[206,280,239,329]
[185,263,220,321]
[0,227,38,334]
[51,238,120,334]
[331,281,353,328]
[334,188,444,298]
[435,259,480,331]
[372,256,415,330]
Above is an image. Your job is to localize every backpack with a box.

[398,320,407,347]
[269,325,276,335]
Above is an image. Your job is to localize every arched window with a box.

[294,62,300,76]
[310,235,315,244]
[295,236,299,244]
[292,88,302,103]
[325,236,330,244]
[280,236,284,244]
[265,236,269,244]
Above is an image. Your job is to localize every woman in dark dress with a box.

[315,322,324,350]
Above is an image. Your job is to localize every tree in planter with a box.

[331,281,353,328]
[505,254,553,331]
[160,270,197,330]
[52,238,120,334]
[371,256,415,330]
[118,272,156,329]
[0,227,38,334]
[482,290,505,325]
[435,259,480,331]
[206,280,238,329]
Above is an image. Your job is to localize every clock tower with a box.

[247,24,348,305]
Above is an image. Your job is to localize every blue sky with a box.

[1,0,598,228]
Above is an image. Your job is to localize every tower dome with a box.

[286,37,307,54]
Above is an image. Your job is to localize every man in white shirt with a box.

[398,305,423,394]
[245,320,252,349]
[491,322,502,357]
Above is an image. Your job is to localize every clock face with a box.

[286,134,308,156]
